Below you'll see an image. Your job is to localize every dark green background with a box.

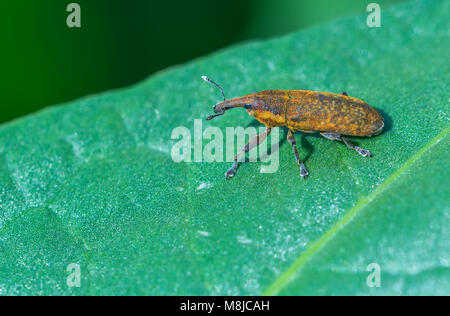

[0,0,403,124]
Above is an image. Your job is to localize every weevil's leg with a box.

[320,132,372,157]
[341,137,372,157]
[225,127,272,180]
[320,132,341,141]
[342,91,348,96]
[287,130,309,178]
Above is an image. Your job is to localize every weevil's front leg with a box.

[320,132,372,157]
[225,127,272,180]
[287,130,309,178]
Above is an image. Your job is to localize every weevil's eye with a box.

[244,103,252,109]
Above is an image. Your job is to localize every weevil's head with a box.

[212,100,227,114]
[202,76,250,120]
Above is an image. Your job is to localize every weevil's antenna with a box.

[202,76,226,101]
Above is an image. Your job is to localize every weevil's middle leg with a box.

[320,132,372,157]
[225,127,272,180]
[287,130,309,178]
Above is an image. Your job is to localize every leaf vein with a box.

[263,126,450,295]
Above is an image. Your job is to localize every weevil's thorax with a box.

[246,90,288,127]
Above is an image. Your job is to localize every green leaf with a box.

[0,0,449,295]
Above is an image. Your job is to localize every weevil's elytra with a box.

[202,76,384,180]
[285,90,384,136]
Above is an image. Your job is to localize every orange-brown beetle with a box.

[202,76,384,179]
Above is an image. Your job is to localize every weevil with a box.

[202,76,384,180]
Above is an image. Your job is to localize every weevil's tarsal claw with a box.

[225,161,238,180]
[324,134,373,158]
[300,163,309,178]
[354,146,372,157]
[206,111,225,120]
[225,169,235,180]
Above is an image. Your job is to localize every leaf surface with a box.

[0,0,449,295]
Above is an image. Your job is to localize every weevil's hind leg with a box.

[287,130,309,178]
[342,137,372,157]
[320,132,372,157]
[225,127,272,180]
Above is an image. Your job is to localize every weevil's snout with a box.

[206,102,227,121]
[201,76,250,120]
[206,98,252,120]
[202,76,230,120]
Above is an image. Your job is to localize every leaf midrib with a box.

[263,126,450,295]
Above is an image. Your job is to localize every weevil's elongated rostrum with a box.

[202,76,384,180]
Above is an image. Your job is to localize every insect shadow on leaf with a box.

[376,109,393,133]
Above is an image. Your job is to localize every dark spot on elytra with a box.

[317,93,325,104]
